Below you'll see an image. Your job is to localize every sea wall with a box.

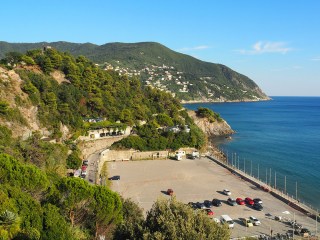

[206,155,319,221]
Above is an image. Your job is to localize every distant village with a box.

[100,61,192,97]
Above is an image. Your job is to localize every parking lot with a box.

[108,157,317,238]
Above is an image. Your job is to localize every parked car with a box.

[81,165,87,171]
[227,198,237,206]
[167,189,174,196]
[212,198,222,207]
[195,202,206,209]
[204,200,213,208]
[245,197,254,205]
[188,202,197,209]
[108,175,120,180]
[220,215,234,228]
[242,218,253,227]
[236,198,245,205]
[203,208,214,216]
[249,216,261,226]
[223,189,231,196]
[82,160,89,166]
[253,198,263,204]
[253,203,263,211]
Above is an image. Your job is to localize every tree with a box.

[0,210,21,239]
[91,186,122,238]
[41,204,74,240]
[113,198,145,240]
[144,198,230,240]
[57,178,94,226]
[66,151,82,169]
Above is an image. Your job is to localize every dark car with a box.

[108,175,120,180]
[188,202,197,209]
[212,198,222,207]
[204,200,213,208]
[253,198,263,204]
[195,202,206,209]
[253,203,263,211]
[83,160,89,166]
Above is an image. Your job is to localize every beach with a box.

[108,157,318,239]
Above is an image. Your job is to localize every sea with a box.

[184,96,320,210]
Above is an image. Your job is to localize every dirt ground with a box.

[108,157,318,239]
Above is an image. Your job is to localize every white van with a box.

[220,215,235,229]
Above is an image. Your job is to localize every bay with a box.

[184,96,320,210]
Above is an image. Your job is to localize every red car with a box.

[245,197,254,205]
[81,165,87,171]
[203,209,214,216]
[236,198,245,205]
[167,189,174,196]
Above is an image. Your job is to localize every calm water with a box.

[185,97,320,210]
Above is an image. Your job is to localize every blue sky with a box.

[2,0,320,96]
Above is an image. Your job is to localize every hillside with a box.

[0,41,270,102]
[0,49,220,239]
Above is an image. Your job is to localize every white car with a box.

[249,216,261,226]
[223,189,231,196]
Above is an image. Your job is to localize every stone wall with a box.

[79,136,125,159]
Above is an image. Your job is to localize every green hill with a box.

[0,41,269,102]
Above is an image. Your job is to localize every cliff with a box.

[187,110,234,137]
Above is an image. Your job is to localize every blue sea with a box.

[185,97,320,210]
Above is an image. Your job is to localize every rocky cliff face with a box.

[0,67,69,139]
[188,110,234,137]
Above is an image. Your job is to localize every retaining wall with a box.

[207,155,319,221]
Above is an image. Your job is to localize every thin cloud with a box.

[311,56,320,61]
[236,41,293,55]
[177,45,210,52]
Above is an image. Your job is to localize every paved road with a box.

[85,149,102,184]
[107,158,318,239]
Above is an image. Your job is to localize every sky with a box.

[2,0,320,96]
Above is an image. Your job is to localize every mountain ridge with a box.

[0,41,270,102]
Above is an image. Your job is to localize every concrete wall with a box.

[96,149,168,184]
[79,136,125,159]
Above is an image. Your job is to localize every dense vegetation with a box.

[0,41,269,102]
[0,48,232,239]
[114,198,230,240]
[196,107,223,123]
[0,48,206,150]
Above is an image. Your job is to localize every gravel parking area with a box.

[108,158,317,238]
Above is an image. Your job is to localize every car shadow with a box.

[216,190,226,195]
[220,200,229,205]
[161,190,168,195]
[235,218,244,226]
